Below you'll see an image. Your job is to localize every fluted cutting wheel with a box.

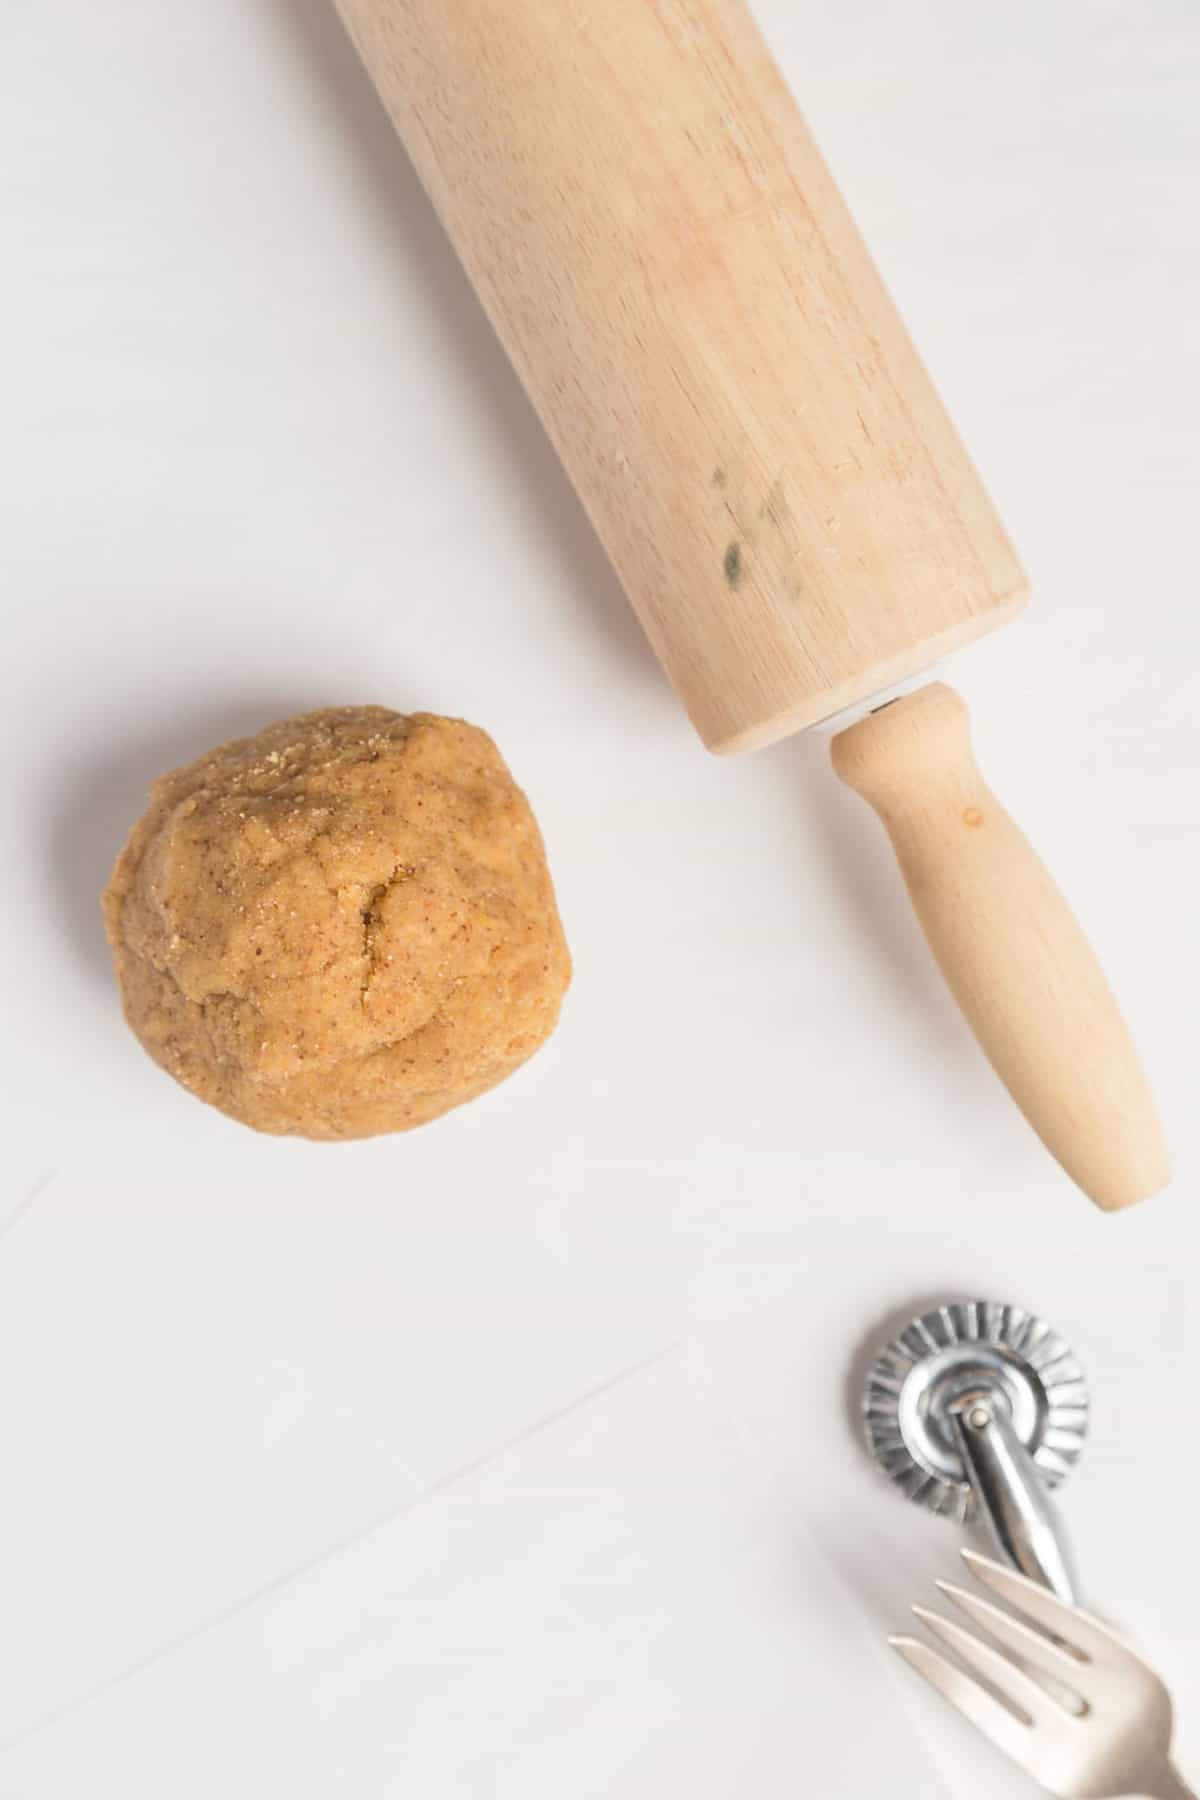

[863,1299,1089,1522]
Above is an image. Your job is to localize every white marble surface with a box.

[2,0,1198,1793]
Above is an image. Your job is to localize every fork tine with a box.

[889,1635,1034,1766]
[962,1550,1136,1666]
[936,1580,1088,1688]
[912,1606,1071,1728]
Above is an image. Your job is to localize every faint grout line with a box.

[0,1172,57,1249]
[2,1334,684,1754]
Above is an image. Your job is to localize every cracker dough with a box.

[103,707,571,1139]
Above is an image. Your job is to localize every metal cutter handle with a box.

[952,1394,1079,1604]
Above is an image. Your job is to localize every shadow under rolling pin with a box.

[327,0,1168,1208]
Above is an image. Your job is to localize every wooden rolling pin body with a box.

[332,0,1026,752]
[331,0,1167,1208]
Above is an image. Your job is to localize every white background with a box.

[2,0,1199,1794]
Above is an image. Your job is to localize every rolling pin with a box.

[329,0,1168,1209]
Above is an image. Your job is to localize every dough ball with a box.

[103,707,571,1139]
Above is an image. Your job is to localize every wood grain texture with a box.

[832,686,1169,1210]
[331,0,1028,751]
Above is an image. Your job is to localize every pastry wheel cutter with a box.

[862,1298,1089,1602]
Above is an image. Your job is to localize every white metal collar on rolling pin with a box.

[811,665,947,737]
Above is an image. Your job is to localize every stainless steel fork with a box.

[891,1550,1194,1799]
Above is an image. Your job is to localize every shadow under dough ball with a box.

[103,707,571,1139]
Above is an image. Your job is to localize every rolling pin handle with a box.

[831,683,1169,1210]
